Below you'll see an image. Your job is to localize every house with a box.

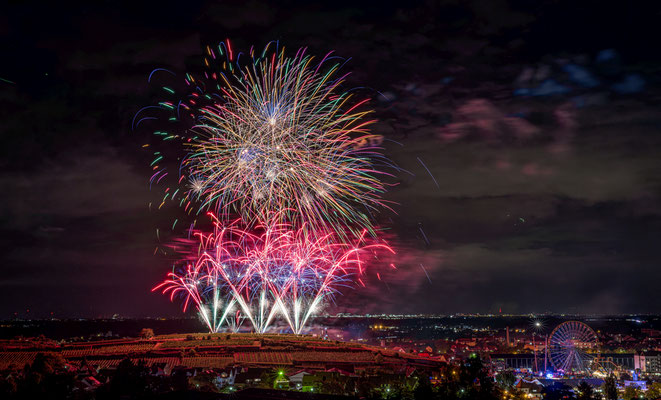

[515,378,544,400]
[288,369,312,388]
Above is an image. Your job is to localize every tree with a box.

[15,353,75,400]
[98,358,150,399]
[496,371,516,389]
[0,374,17,397]
[355,377,376,399]
[577,381,595,400]
[623,386,640,400]
[344,378,356,396]
[30,352,66,375]
[413,376,434,400]
[646,382,661,400]
[167,368,189,392]
[603,375,618,400]
[139,328,155,339]
[382,384,408,400]
[459,353,496,399]
[321,380,344,395]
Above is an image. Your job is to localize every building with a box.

[634,351,661,375]
[515,379,544,400]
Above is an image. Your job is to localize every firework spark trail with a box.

[420,264,432,284]
[417,156,440,190]
[418,225,431,246]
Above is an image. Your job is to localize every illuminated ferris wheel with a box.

[548,321,599,373]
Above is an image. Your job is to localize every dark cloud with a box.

[1,0,660,318]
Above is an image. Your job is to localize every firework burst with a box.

[144,40,392,238]
[153,213,393,333]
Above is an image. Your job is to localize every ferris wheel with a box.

[548,321,599,373]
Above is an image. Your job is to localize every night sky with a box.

[2,1,661,318]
